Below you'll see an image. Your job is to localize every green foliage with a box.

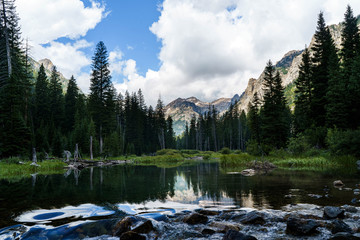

[220,153,254,167]
[0,160,66,180]
[156,149,180,155]
[326,128,360,157]
[287,134,312,156]
[261,61,290,148]
[246,139,263,156]
[220,147,231,154]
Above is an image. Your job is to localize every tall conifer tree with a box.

[89,41,114,154]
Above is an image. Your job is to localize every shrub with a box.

[246,140,271,156]
[156,149,180,156]
[287,134,311,156]
[179,149,199,155]
[220,147,231,154]
[326,128,360,157]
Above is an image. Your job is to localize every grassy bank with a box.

[219,148,357,172]
[0,158,66,181]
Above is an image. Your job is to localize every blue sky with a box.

[16,0,360,106]
[84,0,162,74]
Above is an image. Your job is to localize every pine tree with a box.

[34,64,50,128]
[64,75,78,132]
[48,66,65,128]
[340,5,360,129]
[89,41,114,154]
[0,0,32,157]
[310,12,337,127]
[294,48,313,132]
[341,5,359,78]
[166,116,175,149]
[261,60,289,148]
[248,92,261,144]
[155,97,166,149]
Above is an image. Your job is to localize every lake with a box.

[0,162,359,239]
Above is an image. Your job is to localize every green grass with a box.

[0,160,66,181]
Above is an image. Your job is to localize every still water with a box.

[0,162,359,237]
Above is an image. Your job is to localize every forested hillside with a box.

[0,0,175,159]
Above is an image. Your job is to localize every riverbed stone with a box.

[209,221,241,233]
[324,206,345,219]
[331,220,353,234]
[132,220,155,234]
[329,232,360,240]
[237,211,265,225]
[197,209,220,216]
[183,213,208,225]
[334,180,345,187]
[286,217,320,236]
[202,228,216,235]
[119,231,146,240]
[223,230,257,240]
[113,217,137,236]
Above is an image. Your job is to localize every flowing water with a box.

[0,162,359,239]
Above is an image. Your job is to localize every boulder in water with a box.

[119,231,146,240]
[237,211,265,225]
[183,213,208,225]
[334,180,345,187]
[223,229,257,240]
[331,220,352,234]
[132,220,155,234]
[286,217,320,236]
[324,206,345,219]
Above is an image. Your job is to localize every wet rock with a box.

[324,206,345,219]
[334,180,345,187]
[113,217,137,236]
[343,205,357,213]
[223,230,257,240]
[183,213,208,225]
[329,232,360,240]
[209,221,241,233]
[286,217,320,236]
[237,211,265,225]
[119,231,146,240]
[202,228,216,235]
[132,220,154,234]
[331,220,353,234]
[240,169,256,176]
[197,209,220,216]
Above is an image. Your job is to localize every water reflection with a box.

[0,162,358,228]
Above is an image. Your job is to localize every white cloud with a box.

[16,0,106,93]
[17,0,105,44]
[115,0,360,106]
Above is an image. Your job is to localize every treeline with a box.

[179,6,360,157]
[0,0,175,159]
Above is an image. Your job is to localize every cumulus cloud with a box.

[16,0,106,93]
[115,0,360,106]
[17,0,105,44]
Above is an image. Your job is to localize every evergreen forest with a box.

[0,0,359,160]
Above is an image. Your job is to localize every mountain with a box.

[235,20,347,113]
[165,94,240,135]
[29,57,69,91]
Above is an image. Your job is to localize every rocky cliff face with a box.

[29,57,69,91]
[165,95,239,135]
[235,21,346,113]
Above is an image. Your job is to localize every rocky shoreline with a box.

[2,203,360,239]
[108,204,360,239]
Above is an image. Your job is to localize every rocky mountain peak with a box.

[38,58,55,72]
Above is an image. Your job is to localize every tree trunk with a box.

[99,125,103,154]
[1,0,11,77]
[90,136,93,160]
